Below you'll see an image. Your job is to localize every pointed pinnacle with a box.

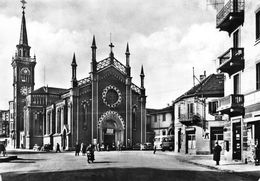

[140,65,144,76]
[125,42,130,55]
[19,11,28,45]
[71,53,77,66]
[91,35,97,48]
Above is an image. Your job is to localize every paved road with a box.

[0,151,257,181]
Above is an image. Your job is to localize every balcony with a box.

[216,0,244,34]
[217,48,244,76]
[217,94,244,116]
[179,113,202,126]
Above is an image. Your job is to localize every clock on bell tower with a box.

[11,1,36,148]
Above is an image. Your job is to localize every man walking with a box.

[213,142,222,165]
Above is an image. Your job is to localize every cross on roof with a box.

[21,0,27,10]
[109,42,114,53]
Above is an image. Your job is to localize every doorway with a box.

[233,122,241,160]
[62,129,67,150]
[210,127,224,154]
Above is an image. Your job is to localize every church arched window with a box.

[20,67,30,82]
[132,105,137,129]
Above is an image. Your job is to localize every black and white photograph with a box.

[0,0,260,180]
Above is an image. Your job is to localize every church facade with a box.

[12,4,147,150]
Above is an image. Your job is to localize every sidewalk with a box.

[166,152,260,179]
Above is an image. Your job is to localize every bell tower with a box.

[11,0,36,148]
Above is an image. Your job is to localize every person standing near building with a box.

[56,143,61,153]
[213,142,222,165]
[75,142,80,156]
[153,145,157,154]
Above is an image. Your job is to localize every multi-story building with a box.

[9,101,15,147]
[0,110,9,137]
[9,3,147,150]
[214,0,260,162]
[174,74,224,154]
[146,106,174,140]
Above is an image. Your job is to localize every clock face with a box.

[20,86,28,96]
[21,67,30,75]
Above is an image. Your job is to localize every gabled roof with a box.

[174,73,224,103]
[96,57,127,75]
[31,86,68,95]
[147,105,173,115]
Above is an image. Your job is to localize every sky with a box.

[0,0,232,109]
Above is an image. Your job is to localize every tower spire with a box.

[125,43,130,63]
[19,0,28,46]
[91,35,97,73]
[71,53,78,88]
[140,65,145,89]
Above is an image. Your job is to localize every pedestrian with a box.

[75,142,80,156]
[153,145,157,154]
[56,143,61,153]
[87,144,95,163]
[213,142,222,165]
[82,143,87,156]
[80,142,84,155]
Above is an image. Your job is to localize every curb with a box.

[176,157,259,180]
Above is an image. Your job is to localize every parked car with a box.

[132,143,141,150]
[143,142,153,150]
[161,135,174,151]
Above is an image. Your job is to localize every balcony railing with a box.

[179,113,202,126]
[216,0,244,34]
[217,94,244,116]
[217,48,244,76]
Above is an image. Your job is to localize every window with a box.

[162,113,166,122]
[178,105,181,119]
[257,63,260,90]
[132,107,137,129]
[233,30,239,48]
[209,101,218,115]
[187,103,194,119]
[256,10,260,41]
[162,130,166,135]
[233,74,240,94]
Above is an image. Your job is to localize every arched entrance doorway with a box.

[98,111,124,150]
[62,129,67,150]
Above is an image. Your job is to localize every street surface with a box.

[0,151,258,181]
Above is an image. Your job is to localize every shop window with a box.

[188,134,196,149]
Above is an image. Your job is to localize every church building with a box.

[11,3,147,150]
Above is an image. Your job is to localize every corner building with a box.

[12,5,147,149]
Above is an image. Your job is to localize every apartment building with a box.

[174,74,224,154]
[214,0,260,162]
